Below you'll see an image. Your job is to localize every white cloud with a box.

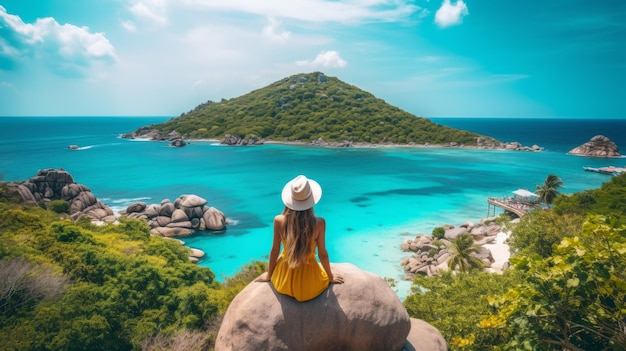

[121,20,137,32]
[128,0,168,25]
[296,50,347,68]
[181,0,422,23]
[434,0,468,28]
[262,17,291,43]
[0,6,117,76]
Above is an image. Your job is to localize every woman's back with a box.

[261,175,343,302]
[270,214,330,301]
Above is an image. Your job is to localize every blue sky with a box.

[0,0,624,118]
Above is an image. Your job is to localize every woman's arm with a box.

[267,215,284,279]
[255,215,283,282]
[315,217,344,284]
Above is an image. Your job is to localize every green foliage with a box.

[554,173,626,220]
[432,226,445,240]
[216,260,267,313]
[447,234,484,272]
[47,199,70,214]
[535,174,564,207]
[145,72,496,145]
[485,215,626,350]
[406,173,626,350]
[507,210,583,258]
[403,271,521,350]
[0,196,230,350]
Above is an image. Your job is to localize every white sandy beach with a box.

[483,230,511,273]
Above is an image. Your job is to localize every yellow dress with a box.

[271,240,330,302]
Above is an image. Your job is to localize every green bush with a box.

[432,226,445,240]
[48,200,70,214]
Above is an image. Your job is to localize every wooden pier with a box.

[487,189,541,218]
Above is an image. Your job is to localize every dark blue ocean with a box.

[1,117,624,298]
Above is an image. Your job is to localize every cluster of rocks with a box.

[568,135,621,157]
[501,141,543,152]
[121,194,227,237]
[6,168,116,222]
[121,127,187,147]
[216,263,446,351]
[220,134,264,146]
[400,219,502,279]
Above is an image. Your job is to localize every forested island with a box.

[125,72,508,148]
[1,171,624,350]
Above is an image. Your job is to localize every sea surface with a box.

[1,116,625,299]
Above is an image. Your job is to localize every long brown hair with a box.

[282,207,317,268]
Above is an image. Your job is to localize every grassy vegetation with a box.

[0,184,266,350]
[141,72,498,146]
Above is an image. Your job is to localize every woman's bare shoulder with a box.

[274,214,286,223]
[315,216,326,227]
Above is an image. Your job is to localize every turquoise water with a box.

[1,116,624,299]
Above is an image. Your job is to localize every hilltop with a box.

[133,72,501,147]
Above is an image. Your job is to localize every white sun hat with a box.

[281,175,322,211]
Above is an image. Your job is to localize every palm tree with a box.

[535,174,564,208]
[447,234,484,272]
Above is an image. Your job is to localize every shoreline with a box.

[184,137,544,152]
[400,216,515,283]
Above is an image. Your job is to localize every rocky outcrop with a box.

[220,134,264,146]
[170,138,186,147]
[503,141,543,152]
[400,219,501,280]
[6,169,115,222]
[121,127,187,146]
[568,135,621,157]
[404,318,447,351]
[121,195,227,237]
[216,263,444,351]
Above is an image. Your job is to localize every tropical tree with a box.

[507,210,583,258]
[447,234,484,272]
[483,215,626,350]
[403,270,521,350]
[536,174,564,207]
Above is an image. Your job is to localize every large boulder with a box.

[178,194,208,208]
[216,263,421,351]
[568,135,621,157]
[6,169,114,222]
[444,226,467,240]
[403,318,447,351]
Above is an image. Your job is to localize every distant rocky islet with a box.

[119,71,545,151]
[567,135,621,157]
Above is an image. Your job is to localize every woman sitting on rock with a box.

[257,175,344,301]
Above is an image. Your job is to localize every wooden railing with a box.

[487,197,537,218]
